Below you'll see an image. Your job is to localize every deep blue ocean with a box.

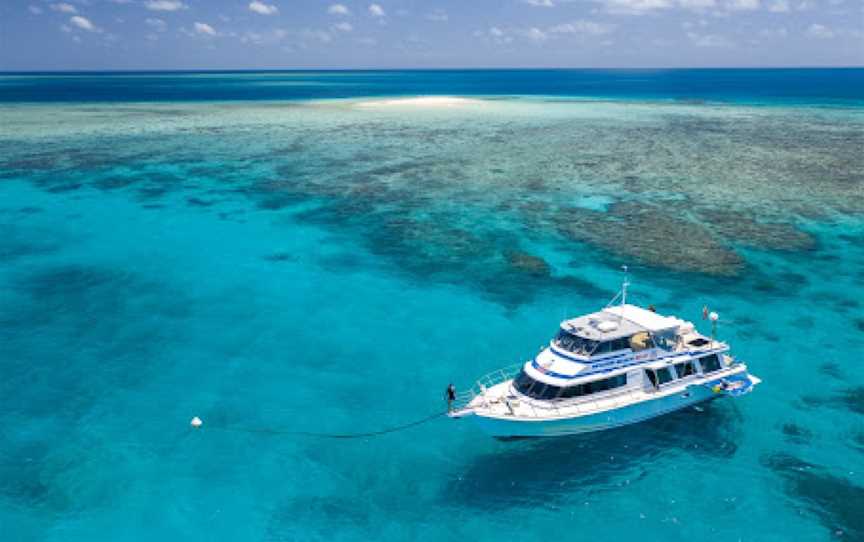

[1,69,863,541]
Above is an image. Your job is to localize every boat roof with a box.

[560,304,684,341]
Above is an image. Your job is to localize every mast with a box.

[621,265,629,307]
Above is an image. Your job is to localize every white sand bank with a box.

[353,96,486,108]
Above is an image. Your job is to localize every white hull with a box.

[450,299,761,439]
[466,383,720,438]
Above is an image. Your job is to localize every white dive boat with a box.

[449,275,761,438]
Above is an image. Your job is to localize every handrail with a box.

[450,362,523,412]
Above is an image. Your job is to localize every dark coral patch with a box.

[263,252,296,263]
[698,209,816,252]
[800,387,864,415]
[93,176,137,191]
[558,203,744,276]
[503,250,551,278]
[762,452,864,540]
[819,362,844,380]
[0,225,60,262]
[839,387,864,414]
[186,197,214,207]
[46,183,82,193]
[781,423,813,444]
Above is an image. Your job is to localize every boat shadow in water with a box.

[443,401,742,510]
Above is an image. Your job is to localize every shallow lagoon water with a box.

[1,71,863,541]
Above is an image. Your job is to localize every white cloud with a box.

[51,3,77,14]
[69,15,97,32]
[145,1,187,12]
[194,22,216,36]
[687,30,732,46]
[426,9,448,21]
[805,23,833,38]
[598,0,735,13]
[249,1,279,15]
[548,19,615,35]
[600,0,673,14]
[477,26,513,44]
[524,27,548,41]
[29,5,44,15]
[678,0,715,7]
[767,0,790,11]
[524,0,555,6]
[368,3,385,17]
[333,21,353,32]
[726,0,760,10]
[145,17,166,31]
[328,4,350,15]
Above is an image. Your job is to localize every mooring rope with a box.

[195,411,448,439]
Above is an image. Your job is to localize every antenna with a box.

[621,265,629,307]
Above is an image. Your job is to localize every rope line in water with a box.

[200,411,448,439]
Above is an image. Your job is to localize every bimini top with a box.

[602,304,684,333]
[560,304,684,341]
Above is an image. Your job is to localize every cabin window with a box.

[674,361,695,378]
[558,374,627,399]
[513,370,562,400]
[512,372,629,401]
[554,329,599,355]
[656,367,674,385]
[597,338,630,354]
[699,354,722,374]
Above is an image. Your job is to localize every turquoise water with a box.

[1,71,863,541]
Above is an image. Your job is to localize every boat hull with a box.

[468,383,721,438]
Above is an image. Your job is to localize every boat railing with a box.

[451,363,523,412]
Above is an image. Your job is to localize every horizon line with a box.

[2,65,863,75]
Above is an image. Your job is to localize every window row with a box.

[645,354,722,388]
[513,371,628,400]
[554,330,635,356]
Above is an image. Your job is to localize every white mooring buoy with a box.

[190,416,203,429]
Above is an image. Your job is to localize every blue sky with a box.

[1,0,862,70]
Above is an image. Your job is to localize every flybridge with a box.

[560,304,684,342]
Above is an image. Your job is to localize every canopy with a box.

[602,304,683,333]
